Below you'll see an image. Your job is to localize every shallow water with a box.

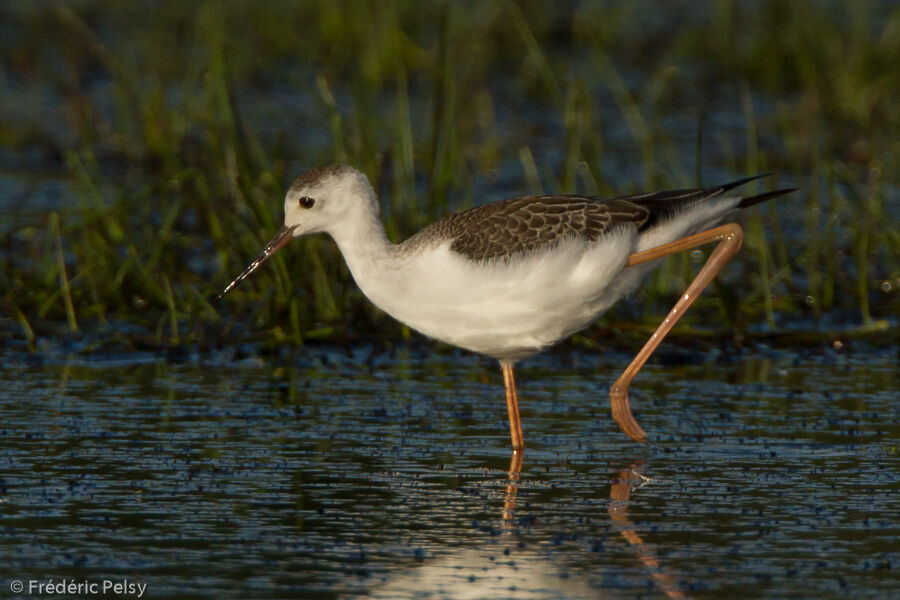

[1,345,897,599]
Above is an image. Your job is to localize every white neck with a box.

[325,200,398,306]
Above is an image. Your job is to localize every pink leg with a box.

[501,361,524,450]
[612,223,745,441]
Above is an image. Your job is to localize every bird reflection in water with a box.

[372,453,689,597]
[608,465,688,599]
[502,454,688,599]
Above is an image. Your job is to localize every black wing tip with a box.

[738,187,799,209]
[719,173,772,193]
[718,174,799,208]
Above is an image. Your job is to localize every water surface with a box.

[1,345,896,598]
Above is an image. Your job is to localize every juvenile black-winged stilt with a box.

[219,165,795,449]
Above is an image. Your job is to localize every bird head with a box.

[217,164,374,298]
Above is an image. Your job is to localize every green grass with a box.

[0,0,897,350]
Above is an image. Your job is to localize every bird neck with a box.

[326,202,395,284]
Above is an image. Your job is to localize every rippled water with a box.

[1,345,897,599]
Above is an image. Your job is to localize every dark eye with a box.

[299,196,316,209]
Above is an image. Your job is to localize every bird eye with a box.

[299,196,316,209]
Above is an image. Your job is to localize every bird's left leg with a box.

[611,223,745,442]
[501,361,524,451]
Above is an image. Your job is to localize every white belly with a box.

[360,229,636,360]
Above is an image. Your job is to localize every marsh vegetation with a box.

[1,1,897,352]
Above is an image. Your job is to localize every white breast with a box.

[354,228,636,360]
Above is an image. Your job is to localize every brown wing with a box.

[399,175,792,262]
[401,195,649,262]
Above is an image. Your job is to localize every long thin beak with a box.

[218,224,298,299]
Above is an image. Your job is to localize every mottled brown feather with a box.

[400,195,649,261]
[398,175,786,262]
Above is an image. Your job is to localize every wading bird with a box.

[219,165,795,448]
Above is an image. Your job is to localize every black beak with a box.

[218,224,298,299]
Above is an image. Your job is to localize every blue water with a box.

[1,345,896,599]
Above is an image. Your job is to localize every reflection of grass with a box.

[0,1,897,348]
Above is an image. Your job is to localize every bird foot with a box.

[610,385,648,443]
